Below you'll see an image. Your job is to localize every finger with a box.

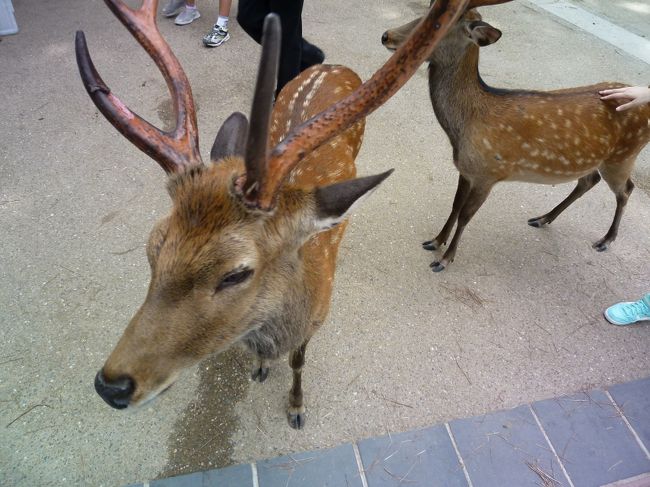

[600,93,632,101]
[599,87,626,95]
[615,99,638,111]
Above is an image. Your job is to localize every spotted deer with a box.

[76,0,482,428]
[383,3,650,272]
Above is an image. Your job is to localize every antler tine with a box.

[244,0,471,210]
[242,14,282,199]
[75,0,201,174]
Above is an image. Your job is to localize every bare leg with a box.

[431,182,493,272]
[593,178,634,251]
[528,171,601,227]
[251,357,270,382]
[218,0,232,17]
[423,173,470,251]
[287,341,308,429]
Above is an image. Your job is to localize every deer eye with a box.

[216,268,254,292]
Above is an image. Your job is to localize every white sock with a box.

[185,4,197,10]
[216,16,229,29]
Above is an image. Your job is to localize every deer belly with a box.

[505,164,596,184]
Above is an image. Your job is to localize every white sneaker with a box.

[174,7,200,26]
[203,25,230,47]
[162,0,185,18]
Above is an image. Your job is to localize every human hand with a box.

[599,86,650,111]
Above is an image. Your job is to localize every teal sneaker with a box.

[604,294,650,326]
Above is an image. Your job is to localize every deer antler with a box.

[242,14,282,200]
[75,0,201,173]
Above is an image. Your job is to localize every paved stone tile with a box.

[609,377,650,452]
[204,463,253,486]
[256,443,363,487]
[532,390,650,487]
[449,404,565,487]
[151,472,203,487]
[601,472,650,487]
[357,424,467,487]
[149,463,252,487]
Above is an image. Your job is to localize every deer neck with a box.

[428,44,488,150]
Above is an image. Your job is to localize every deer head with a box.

[77,0,479,409]
[382,2,509,66]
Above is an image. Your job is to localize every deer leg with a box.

[423,173,470,251]
[431,182,493,272]
[593,178,634,252]
[287,341,308,429]
[251,357,271,383]
[528,171,601,227]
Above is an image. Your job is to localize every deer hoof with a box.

[527,217,547,228]
[422,240,440,251]
[287,407,306,429]
[251,367,270,383]
[430,261,446,272]
[592,240,609,252]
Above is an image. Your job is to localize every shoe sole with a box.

[203,33,230,47]
[175,12,201,25]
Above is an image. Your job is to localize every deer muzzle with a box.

[94,369,135,409]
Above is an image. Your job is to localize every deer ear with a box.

[211,112,249,163]
[467,21,502,47]
[311,169,394,232]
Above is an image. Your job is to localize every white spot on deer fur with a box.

[550,123,557,130]
[530,149,539,157]
[483,138,492,150]
[522,142,530,150]
[285,69,319,134]
[301,71,328,118]
[564,119,572,128]
[557,109,563,116]
[574,137,580,145]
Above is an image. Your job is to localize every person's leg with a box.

[219,0,232,18]
[300,38,325,71]
[237,0,269,44]
[604,293,650,326]
[269,0,304,93]
[174,0,201,26]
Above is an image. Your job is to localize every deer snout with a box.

[381,30,400,51]
[94,369,135,409]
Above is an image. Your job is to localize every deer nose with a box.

[94,369,134,409]
[381,31,389,45]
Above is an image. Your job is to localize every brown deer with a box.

[76,0,488,428]
[383,3,650,272]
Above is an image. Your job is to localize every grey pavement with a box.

[141,376,650,487]
[0,1,649,486]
